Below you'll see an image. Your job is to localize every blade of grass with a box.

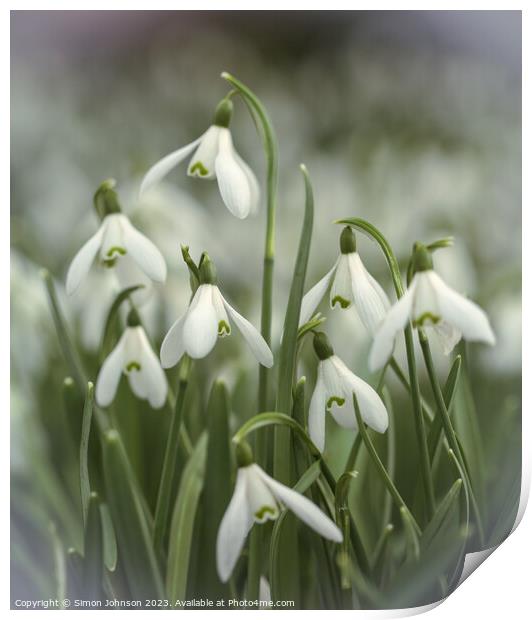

[80,382,94,526]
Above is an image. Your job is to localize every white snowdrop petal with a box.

[330,254,353,309]
[215,129,252,219]
[328,396,358,430]
[245,467,279,523]
[255,466,342,543]
[66,225,104,295]
[308,369,327,452]
[113,257,153,306]
[299,260,338,327]
[212,287,231,336]
[430,271,496,345]
[160,314,186,369]
[140,136,204,196]
[95,333,126,407]
[138,330,167,408]
[222,295,273,367]
[100,214,125,261]
[232,148,260,215]
[334,358,388,433]
[412,271,440,324]
[182,285,219,359]
[216,468,254,583]
[431,321,462,356]
[128,368,148,400]
[348,253,390,334]
[121,218,167,283]
[369,283,417,371]
[187,126,221,179]
[322,357,345,402]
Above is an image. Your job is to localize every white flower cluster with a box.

[64,92,496,587]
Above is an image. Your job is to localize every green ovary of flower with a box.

[190,162,209,177]
[331,295,351,309]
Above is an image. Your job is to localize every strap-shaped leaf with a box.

[80,382,94,526]
[166,433,208,604]
[102,429,164,599]
[100,502,117,572]
[83,492,104,601]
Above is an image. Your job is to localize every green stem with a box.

[153,357,192,558]
[389,357,434,423]
[353,396,421,537]
[335,219,435,520]
[222,72,279,601]
[418,332,485,545]
[404,326,436,520]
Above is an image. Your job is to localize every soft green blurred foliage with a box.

[11,11,521,608]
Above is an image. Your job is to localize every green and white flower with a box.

[310,332,388,452]
[96,311,167,409]
[140,99,259,219]
[160,254,273,368]
[66,212,166,296]
[369,243,496,371]
[216,443,342,583]
[300,227,389,334]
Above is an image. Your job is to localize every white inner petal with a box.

[245,467,279,523]
[187,126,221,179]
[100,214,126,261]
[330,254,353,309]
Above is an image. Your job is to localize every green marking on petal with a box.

[327,396,345,409]
[106,246,126,258]
[331,295,351,309]
[414,312,441,327]
[125,361,141,373]
[189,162,209,177]
[218,320,231,337]
[102,258,118,268]
[254,505,277,521]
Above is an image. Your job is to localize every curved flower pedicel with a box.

[66,181,166,296]
[369,243,496,371]
[160,254,273,368]
[140,99,259,219]
[216,442,342,583]
[300,227,390,334]
[96,309,168,409]
[309,332,388,452]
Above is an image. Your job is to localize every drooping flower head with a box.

[160,252,273,368]
[216,441,342,582]
[66,180,166,296]
[96,308,167,409]
[300,227,390,334]
[140,98,259,219]
[369,242,496,371]
[309,332,388,452]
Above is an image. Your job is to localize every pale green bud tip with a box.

[339,226,356,254]
[199,252,217,284]
[63,377,74,388]
[313,331,334,361]
[213,98,233,128]
[89,491,99,501]
[235,440,254,468]
[94,178,122,218]
[127,308,141,327]
[412,242,433,273]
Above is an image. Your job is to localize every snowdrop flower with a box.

[216,442,342,582]
[309,332,388,452]
[96,309,167,409]
[369,243,496,371]
[66,180,166,296]
[300,227,390,334]
[160,253,273,368]
[140,99,259,219]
